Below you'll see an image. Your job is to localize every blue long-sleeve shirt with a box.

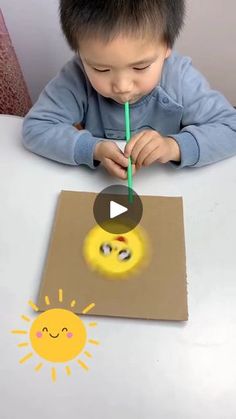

[22,51,236,169]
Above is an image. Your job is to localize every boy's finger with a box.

[131,136,154,164]
[124,132,144,157]
[142,149,161,167]
[113,148,129,168]
[132,164,137,175]
[136,141,160,167]
[135,138,158,167]
[104,158,127,180]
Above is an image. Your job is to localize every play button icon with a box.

[93,185,143,234]
[110,201,128,219]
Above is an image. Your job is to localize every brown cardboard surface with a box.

[37,191,188,320]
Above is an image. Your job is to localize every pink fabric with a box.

[0,9,32,116]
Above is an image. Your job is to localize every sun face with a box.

[83,224,149,278]
[11,290,100,381]
[29,308,87,362]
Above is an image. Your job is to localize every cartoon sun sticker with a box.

[83,223,150,278]
[11,290,100,382]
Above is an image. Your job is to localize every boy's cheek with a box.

[85,73,110,98]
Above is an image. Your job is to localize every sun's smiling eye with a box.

[118,249,132,261]
[62,327,68,332]
[100,243,112,255]
[42,327,48,332]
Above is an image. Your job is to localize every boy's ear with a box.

[165,48,172,59]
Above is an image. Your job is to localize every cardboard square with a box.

[37,191,188,320]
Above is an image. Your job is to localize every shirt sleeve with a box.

[169,60,236,168]
[22,57,102,169]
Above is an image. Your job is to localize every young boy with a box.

[22,0,236,180]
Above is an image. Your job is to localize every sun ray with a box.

[65,366,71,376]
[82,303,95,314]
[88,339,100,346]
[51,367,57,382]
[84,351,92,358]
[58,289,63,303]
[17,342,29,348]
[35,363,43,372]
[70,300,76,308]
[19,352,33,364]
[45,296,50,306]
[21,315,31,322]
[28,300,39,312]
[11,330,27,335]
[77,360,89,371]
[88,322,97,327]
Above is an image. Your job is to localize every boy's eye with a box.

[93,68,110,73]
[133,65,151,71]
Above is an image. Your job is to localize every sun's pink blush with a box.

[36,331,43,338]
[67,332,73,338]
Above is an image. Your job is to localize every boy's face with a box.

[79,35,171,104]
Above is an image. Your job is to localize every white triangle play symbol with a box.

[110,201,128,219]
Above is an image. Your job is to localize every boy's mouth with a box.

[114,96,140,104]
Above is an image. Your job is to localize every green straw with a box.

[124,102,133,203]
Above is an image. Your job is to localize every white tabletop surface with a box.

[1,114,236,419]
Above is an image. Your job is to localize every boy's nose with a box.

[112,79,133,95]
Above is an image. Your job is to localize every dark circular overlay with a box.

[93,185,143,234]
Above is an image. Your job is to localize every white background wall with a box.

[1,0,236,105]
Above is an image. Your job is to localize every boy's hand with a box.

[124,130,180,169]
[94,141,136,180]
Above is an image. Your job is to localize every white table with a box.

[1,114,236,419]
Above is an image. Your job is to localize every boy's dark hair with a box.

[59,0,185,50]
